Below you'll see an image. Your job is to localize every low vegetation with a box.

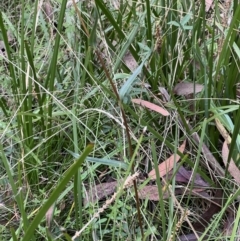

[0,0,240,240]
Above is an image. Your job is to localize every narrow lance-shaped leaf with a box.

[222,141,240,184]
[132,99,170,116]
[119,56,149,100]
[174,82,204,96]
[22,144,94,241]
[148,140,186,180]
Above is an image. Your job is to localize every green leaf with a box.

[21,144,94,241]
[66,150,128,169]
[119,56,148,100]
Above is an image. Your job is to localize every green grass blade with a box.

[151,140,166,240]
[66,150,128,169]
[44,0,67,167]
[0,12,18,97]
[21,144,94,241]
[0,143,30,233]
[114,23,140,72]
[119,56,149,100]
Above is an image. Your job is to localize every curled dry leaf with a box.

[46,204,55,228]
[158,87,170,102]
[174,82,204,96]
[84,181,117,206]
[222,141,240,184]
[215,118,231,144]
[148,140,186,180]
[132,99,170,116]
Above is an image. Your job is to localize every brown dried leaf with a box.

[132,99,170,116]
[43,0,54,22]
[205,0,213,12]
[222,141,240,184]
[179,189,224,240]
[123,52,138,71]
[148,140,186,180]
[193,189,223,231]
[215,118,231,144]
[84,181,117,205]
[178,232,206,241]
[223,211,235,237]
[138,186,166,201]
[138,186,182,200]
[177,166,209,187]
[174,82,204,96]
[163,167,209,188]
[223,208,240,238]
[46,204,55,228]
[138,185,210,201]
[158,87,170,102]
[191,132,224,176]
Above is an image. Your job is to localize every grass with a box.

[0,0,240,240]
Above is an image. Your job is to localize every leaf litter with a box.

[222,141,240,184]
[148,140,186,179]
[173,82,204,96]
[84,85,235,240]
[123,52,138,72]
[132,98,170,116]
[84,181,117,205]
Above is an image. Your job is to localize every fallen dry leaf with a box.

[138,185,210,201]
[164,166,209,188]
[165,166,209,188]
[84,181,117,205]
[176,166,209,187]
[158,87,170,102]
[148,140,186,180]
[179,188,223,241]
[46,204,55,228]
[215,118,231,144]
[191,132,224,176]
[222,207,240,238]
[223,210,235,237]
[123,52,138,72]
[174,82,204,96]
[205,0,213,12]
[222,141,240,184]
[132,99,170,116]
[138,185,169,200]
[193,188,223,231]
[43,0,54,22]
